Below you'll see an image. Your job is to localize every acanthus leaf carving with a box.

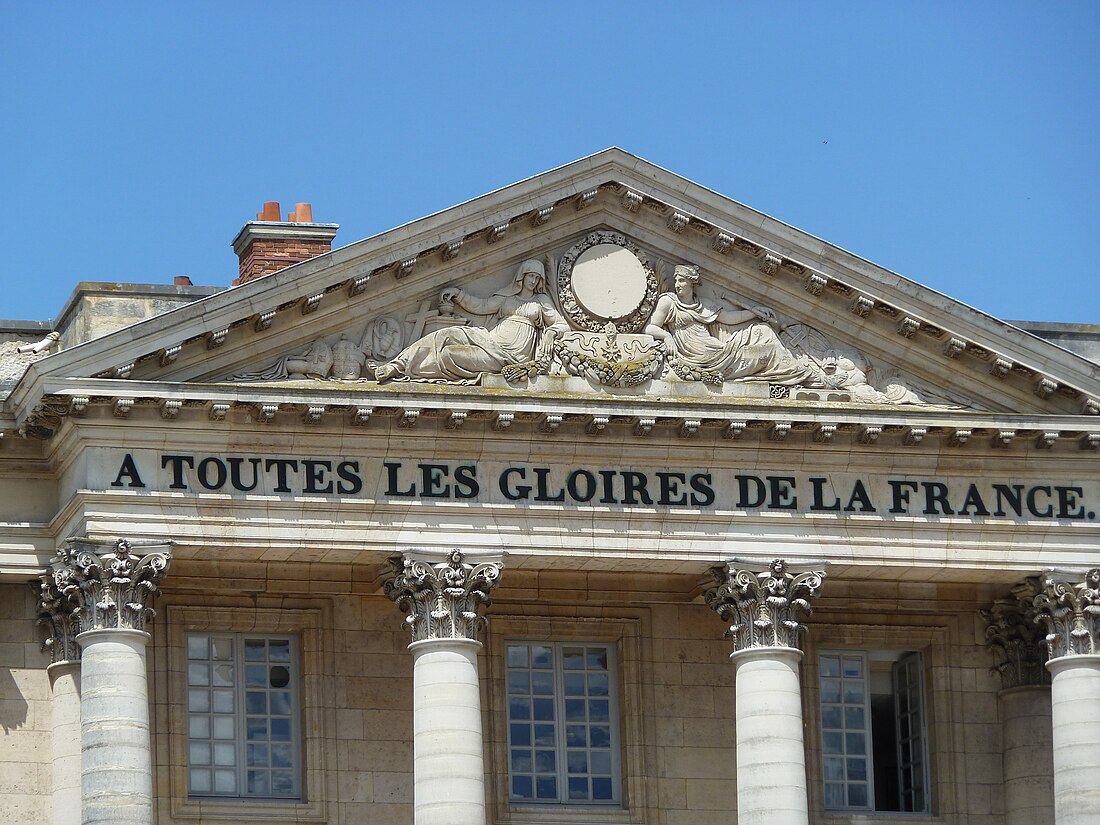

[704,559,825,652]
[980,578,1050,689]
[56,538,171,636]
[1032,568,1100,659]
[382,550,502,643]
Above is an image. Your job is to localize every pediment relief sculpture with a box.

[227,233,974,409]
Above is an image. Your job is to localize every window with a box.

[505,641,621,805]
[186,633,301,800]
[818,650,929,814]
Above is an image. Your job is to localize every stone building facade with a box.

[2,149,1099,825]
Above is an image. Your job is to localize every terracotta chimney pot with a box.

[232,202,339,284]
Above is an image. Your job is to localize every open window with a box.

[818,650,929,813]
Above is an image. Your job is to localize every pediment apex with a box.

[10,150,1100,427]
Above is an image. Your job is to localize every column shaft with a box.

[47,661,82,825]
[999,686,1054,825]
[410,638,486,825]
[77,628,154,825]
[1047,655,1100,825]
[731,647,809,825]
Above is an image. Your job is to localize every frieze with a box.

[99,449,1100,524]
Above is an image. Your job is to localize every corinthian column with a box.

[58,538,171,825]
[981,578,1054,825]
[36,564,83,825]
[704,559,825,825]
[384,550,502,825]
[1032,568,1100,825]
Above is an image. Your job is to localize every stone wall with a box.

[0,583,52,824]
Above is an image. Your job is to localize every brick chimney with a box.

[231,201,339,285]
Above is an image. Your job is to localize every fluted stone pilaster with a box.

[705,560,825,825]
[384,550,502,825]
[58,537,170,825]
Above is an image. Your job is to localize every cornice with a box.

[13,376,1100,455]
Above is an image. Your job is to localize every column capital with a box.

[34,566,81,665]
[704,559,826,652]
[1033,568,1100,661]
[383,550,503,643]
[981,576,1051,689]
[56,537,172,635]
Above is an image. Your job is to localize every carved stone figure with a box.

[231,338,335,381]
[375,259,569,383]
[360,315,404,362]
[644,264,816,386]
[330,335,367,380]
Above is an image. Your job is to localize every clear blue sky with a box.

[2,2,1098,325]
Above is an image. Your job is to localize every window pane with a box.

[268,640,290,662]
[247,743,269,767]
[214,769,236,793]
[511,775,533,799]
[188,664,209,686]
[848,783,868,807]
[190,768,211,793]
[510,723,531,747]
[212,716,235,739]
[188,689,210,713]
[246,691,267,714]
[213,743,236,766]
[244,638,266,661]
[564,672,586,696]
[588,672,609,696]
[506,645,528,668]
[534,750,555,772]
[562,648,584,669]
[593,777,613,800]
[568,777,589,800]
[187,636,208,660]
[188,716,210,739]
[590,726,611,747]
[211,664,233,687]
[530,646,552,668]
[531,671,554,695]
[189,742,211,765]
[533,724,555,746]
[511,750,532,773]
[507,671,529,694]
[535,776,557,799]
[210,638,233,661]
[212,690,234,713]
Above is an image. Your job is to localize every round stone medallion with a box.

[570,244,649,320]
[556,231,658,332]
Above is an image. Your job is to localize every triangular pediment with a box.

[11,149,1100,436]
